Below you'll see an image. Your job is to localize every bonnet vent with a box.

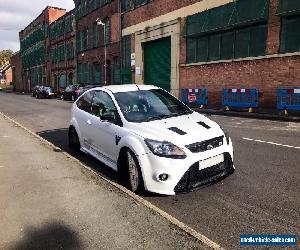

[197,121,211,129]
[168,127,187,135]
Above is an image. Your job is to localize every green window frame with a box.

[184,0,269,63]
[93,22,99,48]
[104,17,111,45]
[93,63,101,84]
[78,63,83,84]
[91,0,97,11]
[83,63,90,83]
[113,57,121,84]
[280,15,300,53]
[121,0,132,12]
[82,29,88,51]
[186,23,268,63]
[276,0,300,16]
[77,31,82,52]
[66,42,74,60]
[121,35,132,84]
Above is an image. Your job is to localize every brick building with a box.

[121,0,300,108]
[49,10,76,90]
[74,0,121,85]
[10,52,23,91]
[19,6,66,91]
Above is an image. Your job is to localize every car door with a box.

[75,90,95,150]
[89,90,121,167]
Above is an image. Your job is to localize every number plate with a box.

[199,154,224,170]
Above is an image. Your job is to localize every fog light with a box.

[158,174,169,181]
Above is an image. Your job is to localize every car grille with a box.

[174,153,233,193]
[186,136,224,153]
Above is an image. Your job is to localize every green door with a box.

[144,37,171,91]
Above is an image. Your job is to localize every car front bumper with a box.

[137,138,234,195]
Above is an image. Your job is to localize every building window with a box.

[91,0,97,11]
[184,0,269,63]
[57,45,65,62]
[65,16,74,33]
[280,16,300,53]
[113,57,121,84]
[92,22,99,48]
[121,0,150,12]
[77,31,81,52]
[121,35,132,84]
[78,63,83,83]
[99,0,111,7]
[83,63,90,83]
[135,0,148,7]
[186,24,268,63]
[104,17,111,45]
[78,62,90,84]
[93,63,101,84]
[82,29,88,50]
[121,0,132,12]
[66,42,74,60]
[277,0,300,53]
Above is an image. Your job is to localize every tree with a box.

[0,50,13,67]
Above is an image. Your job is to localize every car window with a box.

[76,91,95,113]
[114,89,192,122]
[91,91,117,118]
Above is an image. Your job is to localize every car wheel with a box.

[126,150,144,193]
[68,127,81,153]
[35,93,39,99]
[61,94,64,100]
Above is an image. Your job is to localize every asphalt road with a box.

[0,92,299,249]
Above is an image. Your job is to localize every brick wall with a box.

[10,52,23,91]
[179,0,300,109]
[122,0,200,28]
[77,0,120,85]
[4,67,13,84]
[180,56,300,109]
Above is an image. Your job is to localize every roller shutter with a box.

[144,37,171,92]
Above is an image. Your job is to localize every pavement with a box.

[0,92,299,249]
[0,114,208,250]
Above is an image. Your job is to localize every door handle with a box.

[86,120,92,125]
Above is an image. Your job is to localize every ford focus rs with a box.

[69,85,234,195]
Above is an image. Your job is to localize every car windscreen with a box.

[113,89,193,123]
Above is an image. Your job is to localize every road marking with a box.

[0,166,4,168]
[243,137,300,149]
[0,111,225,250]
[1,135,9,138]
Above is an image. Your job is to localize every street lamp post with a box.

[96,18,107,85]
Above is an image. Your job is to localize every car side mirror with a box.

[100,112,115,123]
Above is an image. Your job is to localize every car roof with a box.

[90,84,160,93]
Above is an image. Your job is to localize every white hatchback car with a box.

[69,85,234,195]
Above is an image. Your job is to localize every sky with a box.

[0,0,75,52]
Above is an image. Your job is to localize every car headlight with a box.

[220,127,230,145]
[145,139,186,159]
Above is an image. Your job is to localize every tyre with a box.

[35,93,39,99]
[61,94,64,100]
[126,150,144,193]
[68,127,81,153]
